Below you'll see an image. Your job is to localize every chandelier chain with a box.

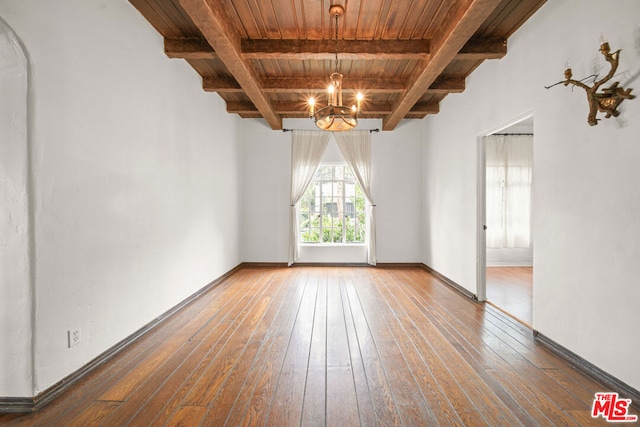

[334,12,339,72]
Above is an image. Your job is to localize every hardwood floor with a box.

[0,266,624,426]
[486,266,533,326]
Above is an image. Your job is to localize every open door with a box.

[477,114,534,325]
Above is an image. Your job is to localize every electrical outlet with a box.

[68,328,81,348]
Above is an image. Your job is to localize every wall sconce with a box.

[546,37,635,126]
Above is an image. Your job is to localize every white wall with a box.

[242,118,423,263]
[0,0,242,395]
[240,119,291,262]
[422,0,640,390]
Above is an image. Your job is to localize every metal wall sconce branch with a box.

[546,39,635,126]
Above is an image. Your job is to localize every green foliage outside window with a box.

[300,165,366,244]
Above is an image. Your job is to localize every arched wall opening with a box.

[0,15,33,398]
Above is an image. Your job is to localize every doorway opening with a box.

[477,114,533,326]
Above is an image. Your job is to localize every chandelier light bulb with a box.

[308,97,315,116]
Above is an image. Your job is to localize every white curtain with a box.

[289,130,330,265]
[334,130,377,265]
[485,134,533,248]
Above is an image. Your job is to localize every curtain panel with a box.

[288,130,330,265]
[485,134,533,249]
[334,130,377,265]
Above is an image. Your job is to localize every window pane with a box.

[357,223,365,242]
[345,200,355,217]
[322,228,332,243]
[345,183,355,197]
[300,213,310,227]
[332,227,343,243]
[321,166,332,179]
[299,164,366,245]
[334,166,344,180]
[345,167,354,179]
[332,182,341,198]
[304,229,320,243]
[322,181,332,196]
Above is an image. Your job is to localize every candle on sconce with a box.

[564,60,572,81]
[599,33,610,54]
[356,92,363,113]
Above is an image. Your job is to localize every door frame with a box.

[476,110,533,302]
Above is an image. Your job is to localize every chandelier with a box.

[308,5,363,132]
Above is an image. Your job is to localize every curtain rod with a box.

[491,133,533,136]
[282,128,380,133]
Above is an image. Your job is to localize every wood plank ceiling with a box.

[129,0,547,130]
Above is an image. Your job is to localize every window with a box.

[299,164,366,243]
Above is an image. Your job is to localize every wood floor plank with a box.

[371,270,466,425]
[300,272,327,427]
[343,274,402,426]
[2,266,627,427]
[396,268,586,422]
[339,277,377,427]
[486,266,533,325]
[150,271,278,422]
[200,270,294,426]
[121,269,279,426]
[370,268,504,426]
[164,405,208,427]
[325,275,359,426]
[57,401,121,426]
[264,272,318,426]
[222,270,310,427]
[349,269,438,426]
[393,270,555,426]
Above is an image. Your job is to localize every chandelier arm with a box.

[593,50,620,90]
[563,79,591,91]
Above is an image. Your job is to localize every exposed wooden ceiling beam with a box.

[261,77,406,93]
[226,101,438,116]
[165,36,506,63]
[205,76,464,95]
[176,0,281,129]
[164,38,217,59]
[202,76,243,92]
[410,103,440,114]
[383,0,504,130]
[227,101,393,114]
[203,76,406,93]
[165,37,432,61]
[456,38,507,60]
[241,39,431,60]
[426,78,466,93]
